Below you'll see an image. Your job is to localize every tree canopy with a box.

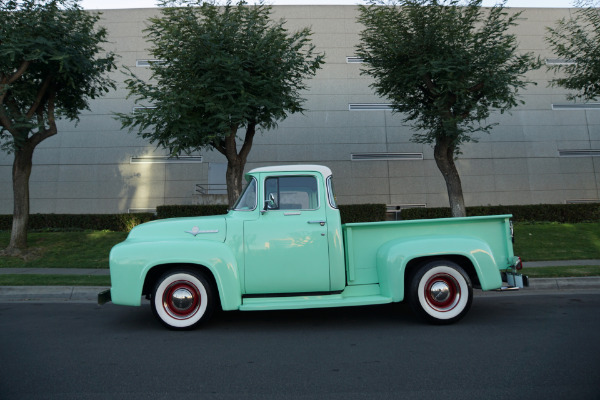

[0,0,116,253]
[118,0,324,206]
[356,0,540,216]
[546,0,600,102]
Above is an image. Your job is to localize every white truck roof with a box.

[248,165,332,177]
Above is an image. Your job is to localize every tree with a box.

[118,0,324,207]
[546,0,600,102]
[0,0,116,255]
[356,0,540,217]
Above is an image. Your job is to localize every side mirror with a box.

[262,193,277,214]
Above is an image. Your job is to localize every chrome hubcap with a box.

[429,281,450,303]
[424,273,461,312]
[163,280,201,320]
[171,288,194,311]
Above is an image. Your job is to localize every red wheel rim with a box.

[162,280,202,320]
[423,273,461,312]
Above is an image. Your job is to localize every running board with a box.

[239,284,392,311]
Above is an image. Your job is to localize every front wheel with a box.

[409,260,472,325]
[151,269,215,330]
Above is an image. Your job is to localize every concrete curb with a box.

[0,286,109,303]
[527,276,600,290]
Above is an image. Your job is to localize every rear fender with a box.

[376,236,503,301]
[109,240,241,310]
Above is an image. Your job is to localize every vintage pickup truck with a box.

[99,165,527,329]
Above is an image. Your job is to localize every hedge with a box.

[400,203,600,223]
[157,203,388,224]
[0,213,154,232]
[339,204,387,224]
[1,202,597,232]
[156,204,229,219]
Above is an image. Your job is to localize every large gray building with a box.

[1,6,598,215]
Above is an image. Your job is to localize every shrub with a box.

[400,203,600,223]
[339,204,387,224]
[0,213,154,232]
[156,205,229,219]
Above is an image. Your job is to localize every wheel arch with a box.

[142,262,240,311]
[376,236,502,302]
[403,255,480,297]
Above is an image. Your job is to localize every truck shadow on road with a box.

[104,297,517,332]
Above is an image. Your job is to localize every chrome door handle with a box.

[308,220,326,226]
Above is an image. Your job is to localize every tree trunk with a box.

[221,123,257,208]
[225,157,245,208]
[433,136,466,218]
[6,144,34,254]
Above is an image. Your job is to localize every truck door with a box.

[244,175,330,294]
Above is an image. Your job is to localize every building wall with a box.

[0,6,598,214]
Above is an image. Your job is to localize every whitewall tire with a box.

[151,269,215,329]
[409,260,473,324]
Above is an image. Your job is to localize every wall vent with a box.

[552,103,600,110]
[346,56,365,63]
[128,208,157,213]
[558,150,600,157]
[349,103,393,111]
[136,59,165,67]
[130,155,203,164]
[132,106,157,113]
[546,58,576,65]
[351,152,423,161]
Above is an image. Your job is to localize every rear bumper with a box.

[98,289,112,305]
[505,271,529,288]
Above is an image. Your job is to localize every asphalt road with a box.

[1,291,599,400]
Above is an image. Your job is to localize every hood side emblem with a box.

[185,226,219,236]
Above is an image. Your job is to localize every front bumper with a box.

[98,289,112,305]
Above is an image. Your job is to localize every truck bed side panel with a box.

[343,215,513,296]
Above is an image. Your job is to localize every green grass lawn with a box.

[0,222,599,285]
[0,230,127,269]
[513,222,600,261]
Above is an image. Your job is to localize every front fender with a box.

[109,239,241,310]
[376,236,503,301]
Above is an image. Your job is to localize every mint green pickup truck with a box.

[100,165,527,329]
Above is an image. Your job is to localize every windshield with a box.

[233,177,257,211]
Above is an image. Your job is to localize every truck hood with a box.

[126,215,227,243]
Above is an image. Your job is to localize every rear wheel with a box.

[409,260,472,324]
[151,269,215,330]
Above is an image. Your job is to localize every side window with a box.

[326,175,337,209]
[264,176,319,210]
[233,178,257,211]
